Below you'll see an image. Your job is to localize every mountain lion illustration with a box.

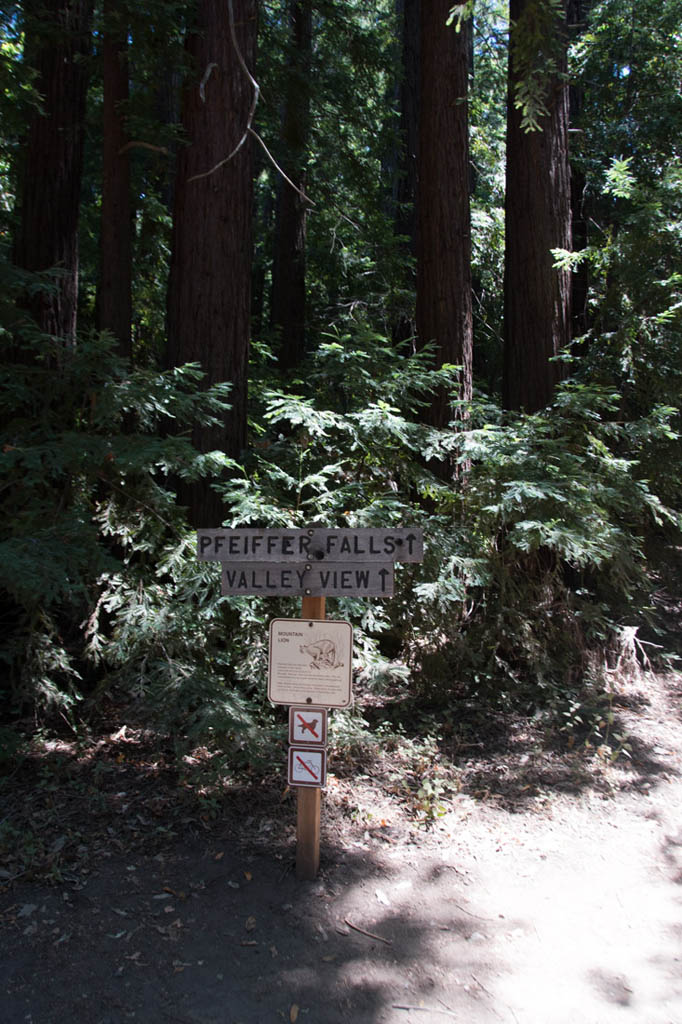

[300,638,342,670]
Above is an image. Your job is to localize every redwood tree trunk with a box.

[416,0,473,429]
[392,0,419,345]
[99,0,132,359]
[166,0,257,527]
[14,0,93,342]
[269,0,312,372]
[568,0,590,341]
[502,0,572,412]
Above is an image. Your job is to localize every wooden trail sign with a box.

[221,562,394,597]
[197,527,423,563]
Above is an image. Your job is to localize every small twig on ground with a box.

[471,974,494,998]
[392,1006,458,1019]
[451,902,497,922]
[470,979,507,1022]
[344,918,392,945]
[0,869,27,885]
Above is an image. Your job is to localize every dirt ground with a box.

[2,667,682,1024]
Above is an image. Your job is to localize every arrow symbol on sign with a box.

[297,714,319,738]
[296,755,319,780]
[378,568,390,590]
[405,532,417,554]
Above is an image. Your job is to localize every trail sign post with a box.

[296,594,326,879]
[196,526,424,879]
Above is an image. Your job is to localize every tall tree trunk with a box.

[502,0,572,412]
[568,0,589,341]
[14,0,93,342]
[392,0,419,345]
[99,0,132,359]
[416,0,473,428]
[166,0,257,528]
[269,0,312,372]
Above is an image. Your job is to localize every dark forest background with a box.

[1,0,681,769]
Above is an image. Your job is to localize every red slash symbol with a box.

[296,755,319,781]
[297,714,319,739]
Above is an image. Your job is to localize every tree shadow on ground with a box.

[0,791,517,1024]
[445,696,679,809]
[383,674,680,812]
[2,666,678,888]
[3,673,682,1024]
[664,671,682,724]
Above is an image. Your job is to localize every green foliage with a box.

[510,0,566,131]
[225,332,460,534]
[571,0,682,183]
[0,251,235,723]
[447,3,475,31]
[217,328,679,729]
[469,1,507,389]
[0,9,43,224]
[2,270,678,764]
[568,0,682,507]
[1,0,680,775]
[410,382,678,708]
[256,0,400,338]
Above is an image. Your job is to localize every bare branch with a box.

[226,0,258,94]
[186,120,254,184]
[249,127,314,206]
[187,0,259,185]
[118,141,168,156]
[187,0,314,207]
[199,62,218,102]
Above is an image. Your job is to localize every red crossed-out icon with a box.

[288,746,327,788]
[296,754,318,779]
[297,713,319,738]
[288,707,327,746]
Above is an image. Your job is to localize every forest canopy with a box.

[1,0,681,763]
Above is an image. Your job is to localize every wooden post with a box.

[296,594,325,880]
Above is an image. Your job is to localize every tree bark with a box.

[14,0,94,343]
[568,0,589,341]
[416,0,473,428]
[502,0,572,412]
[166,0,257,527]
[269,0,312,372]
[391,0,419,345]
[99,0,132,359]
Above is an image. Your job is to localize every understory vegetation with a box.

[1,0,681,804]
[1,278,679,774]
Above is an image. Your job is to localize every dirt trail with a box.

[2,670,682,1023]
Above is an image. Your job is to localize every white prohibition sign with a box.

[288,747,327,788]
[289,707,328,747]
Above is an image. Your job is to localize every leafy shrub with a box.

[0,253,233,725]
[2,283,679,757]
[225,330,679,721]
